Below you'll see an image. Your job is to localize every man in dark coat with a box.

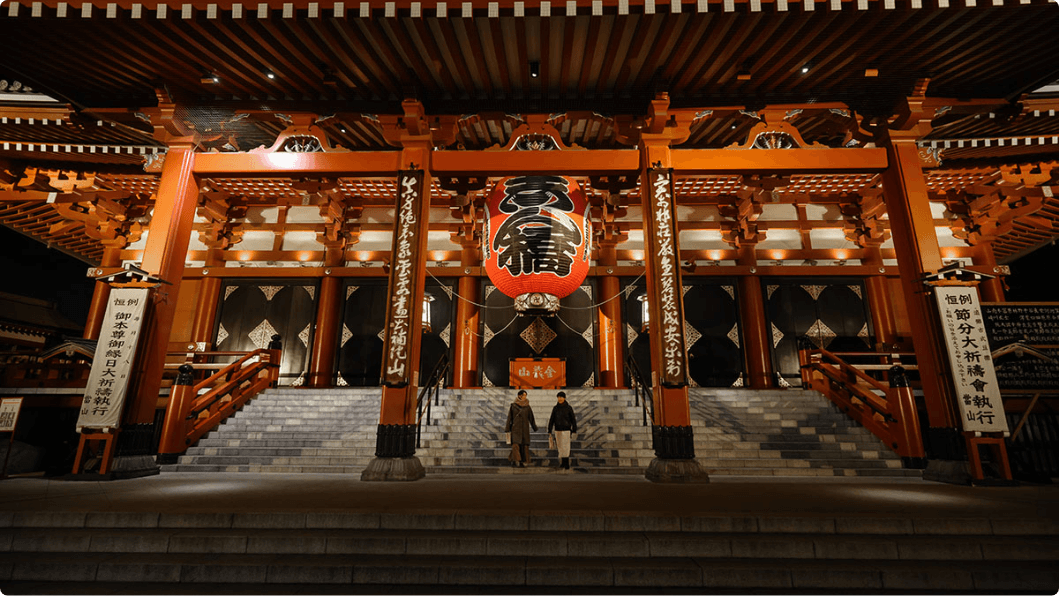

[505,389,537,467]
[548,391,578,470]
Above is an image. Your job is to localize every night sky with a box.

[0,224,1055,331]
[0,225,95,326]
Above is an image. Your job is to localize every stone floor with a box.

[0,470,1054,518]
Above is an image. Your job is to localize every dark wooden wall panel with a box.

[215,280,319,385]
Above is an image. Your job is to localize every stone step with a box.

[11,524,1052,558]
[696,457,905,469]
[4,527,1054,588]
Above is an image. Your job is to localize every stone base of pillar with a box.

[921,459,972,485]
[645,458,710,484]
[64,455,160,481]
[360,456,426,481]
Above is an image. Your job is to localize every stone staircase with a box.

[162,388,381,473]
[2,508,1056,592]
[418,388,653,473]
[691,388,921,478]
[162,387,918,477]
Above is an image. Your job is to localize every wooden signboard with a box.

[981,302,1059,345]
[509,358,566,389]
[1,397,23,479]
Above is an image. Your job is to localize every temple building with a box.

[0,0,1057,483]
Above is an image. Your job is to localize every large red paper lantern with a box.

[483,176,591,311]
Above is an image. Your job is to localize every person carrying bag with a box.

[505,389,537,468]
[547,391,578,470]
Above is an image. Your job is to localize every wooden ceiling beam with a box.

[405,18,459,97]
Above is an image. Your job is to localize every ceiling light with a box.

[737,71,752,81]
[267,72,276,80]
[529,61,540,79]
[201,74,219,84]
[801,65,810,74]
[864,68,879,77]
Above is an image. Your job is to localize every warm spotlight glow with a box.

[296,251,312,262]
[708,250,723,261]
[237,251,251,262]
[835,250,850,260]
[770,250,786,261]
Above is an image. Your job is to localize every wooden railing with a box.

[798,341,925,463]
[156,345,281,463]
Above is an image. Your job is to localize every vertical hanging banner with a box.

[935,286,1010,434]
[645,168,688,387]
[381,170,426,387]
[76,287,150,431]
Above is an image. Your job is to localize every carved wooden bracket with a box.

[719,191,765,248]
[489,113,575,151]
[246,113,342,154]
[842,190,891,248]
[379,100,458,149]
[317,191,360,249]
[727,109,825,150]
[197,190,246,250]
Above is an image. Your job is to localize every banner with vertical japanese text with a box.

[935,286,1009,434]
[76,287,149,432]
[381,170,426,387]
[644,168,688,387]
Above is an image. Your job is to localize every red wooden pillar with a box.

[307,248,344,388]
[127,146,200,427]
[83,245,123,340]
[972,244,1006,303]
[736,245,774,389]
[880,133,961,464]
[863,248,898,348]
[191,250,225,349]
[639,131,707,483]
[363,125,432,480]
[452,243,480,388]
[596,244,624,388]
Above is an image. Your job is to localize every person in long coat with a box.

[547,391,578,470]
[505,389,538,467]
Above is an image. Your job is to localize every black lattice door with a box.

[764,278,874,387]
[336,279,387,387]
[214,281,319,386]
[622,278,746,388]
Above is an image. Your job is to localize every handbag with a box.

[548,433,556,449]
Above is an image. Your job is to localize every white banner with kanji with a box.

[76,287,149,432]
[935,286,1009,434]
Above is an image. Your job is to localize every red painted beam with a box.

[671,148,888,174]
[431,149,640,177]
[192,151,401,177]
